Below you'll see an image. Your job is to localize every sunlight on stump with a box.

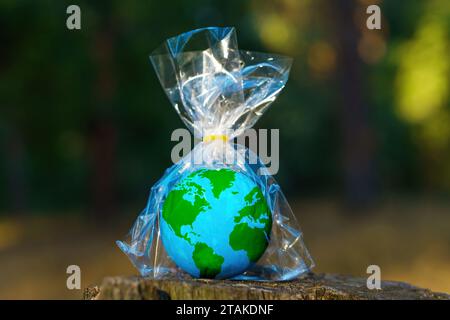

[84,273,449,300]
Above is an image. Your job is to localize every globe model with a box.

[160,168,272,279]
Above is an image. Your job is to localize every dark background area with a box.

[0,0,449,298]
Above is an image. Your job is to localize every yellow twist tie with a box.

[203,134,229,143]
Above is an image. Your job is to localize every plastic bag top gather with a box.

[150,26,292,139]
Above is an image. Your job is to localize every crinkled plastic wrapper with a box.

[117,27,314,281]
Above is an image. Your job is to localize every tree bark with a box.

[84,273,449,300]
[4,124,27,213]
[332,0,377,207]
[87,14,117,219]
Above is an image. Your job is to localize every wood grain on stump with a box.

[84,273,449,300]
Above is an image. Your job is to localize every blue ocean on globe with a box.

[160,168,272,279]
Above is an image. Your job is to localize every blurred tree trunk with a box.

[87,16,117,219]
[4,124,27,213]
[332,0,376,208]
[0,20,27,213]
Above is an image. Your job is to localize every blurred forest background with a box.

[0,0,449,298]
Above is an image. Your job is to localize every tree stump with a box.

[84,273,449,300]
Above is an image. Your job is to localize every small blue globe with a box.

[160,168,272,279]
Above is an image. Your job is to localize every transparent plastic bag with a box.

[117,27,314,280]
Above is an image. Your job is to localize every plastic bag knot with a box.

[203,134,229,143]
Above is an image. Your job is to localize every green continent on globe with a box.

[198,168,236,198]
[229,222,270,262]
[162,180,210,242]
[192,242,224,278]
[234,186,270,224]
[230,186,272,262]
